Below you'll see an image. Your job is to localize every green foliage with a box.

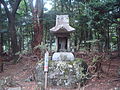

[1,0,120,53]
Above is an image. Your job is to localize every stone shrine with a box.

[34,16,88,88]
[50,15,75,61]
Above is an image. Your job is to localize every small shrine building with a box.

[50,15,75,61]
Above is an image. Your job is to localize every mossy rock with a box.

[34,58,88,88]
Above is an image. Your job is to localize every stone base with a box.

[34,59,88,88]
[5,87,21,90]
[52,52,75,61]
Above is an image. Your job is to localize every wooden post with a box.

[44,72,47,90]
[44,50,49,90]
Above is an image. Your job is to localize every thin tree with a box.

[0,3,3,54]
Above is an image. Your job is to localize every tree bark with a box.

[117,27,120,56]
[74,32,78,51]
[0,33,3,54]
[30,0,43,59]
[8,16,19,54]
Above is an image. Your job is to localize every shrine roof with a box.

[50,15,75,33]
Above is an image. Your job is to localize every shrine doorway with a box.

[58,37,67,52]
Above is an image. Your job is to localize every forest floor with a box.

[0,52,120,90]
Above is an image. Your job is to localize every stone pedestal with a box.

[52,52,74,61]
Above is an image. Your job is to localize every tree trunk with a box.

[104,26,110,53]
[50,35,52,51]
[107,27,110,53]
[0,33,3,54]
[33,19,43,58]
[8,16,19,55]
[33,23,43,47]
[0,3,3,54]
[32,0,43,59]
[117,27,120,56]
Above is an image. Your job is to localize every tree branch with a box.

[0,0,12,19]
[12,0,22,15]
[29,0,34,13]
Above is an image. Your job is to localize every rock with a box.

[113,87,120,90]
[6,87,21,90]
[33,61,45,86]
[0,86,4,90]
[0,76,19,90]
[0,76,13,86]
[24,75,34,82]
[34,58,88,88]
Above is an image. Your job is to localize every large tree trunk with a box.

[33,19,43,47]
[31,0,43,59]
[8,16,19,55]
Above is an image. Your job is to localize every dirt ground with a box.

[0,55,38,90]
[0,52,120,90]
[81,57,120,90]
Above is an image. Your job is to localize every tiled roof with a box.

[50,15,75,33]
